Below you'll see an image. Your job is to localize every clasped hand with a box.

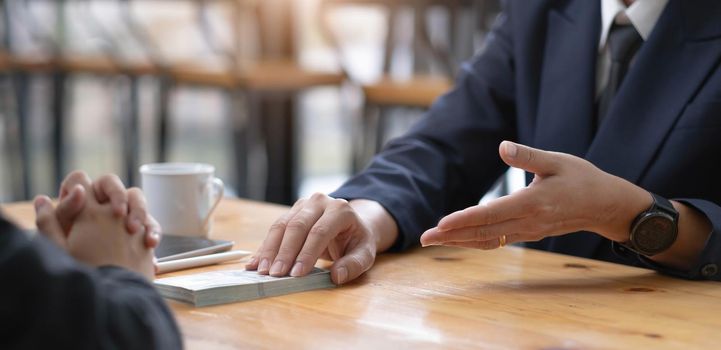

[33,171,160,280]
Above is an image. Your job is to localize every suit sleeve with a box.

[331,4,518,251]
[0,219,182,350]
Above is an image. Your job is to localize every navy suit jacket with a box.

[0,216,182,349]
[332,0,721,280]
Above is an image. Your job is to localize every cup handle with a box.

[201,177,225,233]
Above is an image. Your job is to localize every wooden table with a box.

[3,199,721,349]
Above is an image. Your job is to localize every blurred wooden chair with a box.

[319,0,453,172]
[0,5,26,200]
[1,0,61,199]
[126,0,345,202]
[3,0,166,193]
[320,0,500,172]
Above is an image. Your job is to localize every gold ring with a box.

[498,235,507,248]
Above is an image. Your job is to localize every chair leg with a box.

[51,72,67,191]
[156,76,172,162]
[351,102,368,173]
[9,72,31,200]
[123,76,140,186]
[353,101,375,173]
[229,89,251,199]
[230,89,271,201]
[260,95,296,205]
[374,106,388,154]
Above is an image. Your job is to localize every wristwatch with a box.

[626,193,679,256]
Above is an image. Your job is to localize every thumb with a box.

[56,185,87,233]
[34,196,68,249]
[330,244,375,285]
[499,141,562,176]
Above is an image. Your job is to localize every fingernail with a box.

[258,259,270,273]
[290,262,303,277]
[505,141,517,158]
[269,261,285,276]
[247,257,258,267]
[420,235,440,247]
[336,266,348,285]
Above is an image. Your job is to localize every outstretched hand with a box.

[420,141,651,249]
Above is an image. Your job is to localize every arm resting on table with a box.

[0,218,182,349]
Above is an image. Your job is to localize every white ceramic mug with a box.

[140,163,224,237]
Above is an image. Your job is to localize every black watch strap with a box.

[649,193,678,220]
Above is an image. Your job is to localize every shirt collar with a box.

[599,0,668,51]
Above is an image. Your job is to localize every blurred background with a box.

[0,0,512,206]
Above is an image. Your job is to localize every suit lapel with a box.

[530,0,602,258]
[587,0,721,184]
[533,0,599,157]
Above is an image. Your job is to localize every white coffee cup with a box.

[140,163,224,237]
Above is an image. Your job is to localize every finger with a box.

[504,233,525,245]
[59,171,93,200]
[144,228,161,249]
[247,199,307,273]
[442,240,501,250]
[330,240,375,285]
[442,233,525,249]
[55,184,87,233]
[245,254,260,270]
[144,217,162,249]
[93,174,128,217]
[499,141,563,176]
[127,220,155,280]
[125,188,147,234]
[437,192,535,232]
[269,196,329,277]
[247,201,306,272]
[425,217,529,245]
[34,196,67,248]
[289,199,354,277]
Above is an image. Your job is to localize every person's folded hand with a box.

[34,171,160,279]
[35,171,160,249]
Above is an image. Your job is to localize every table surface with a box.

[3,199,721,349]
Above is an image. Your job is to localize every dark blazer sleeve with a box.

[0,218,182,350]
[614,199,721,281]
[331,5,517,251]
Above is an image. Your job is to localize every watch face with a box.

[633,213,677,255]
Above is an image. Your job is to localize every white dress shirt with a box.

[596,0,669,97]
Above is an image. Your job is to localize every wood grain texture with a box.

[3,199,720,349]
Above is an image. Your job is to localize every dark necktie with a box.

[597,23,643,126]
